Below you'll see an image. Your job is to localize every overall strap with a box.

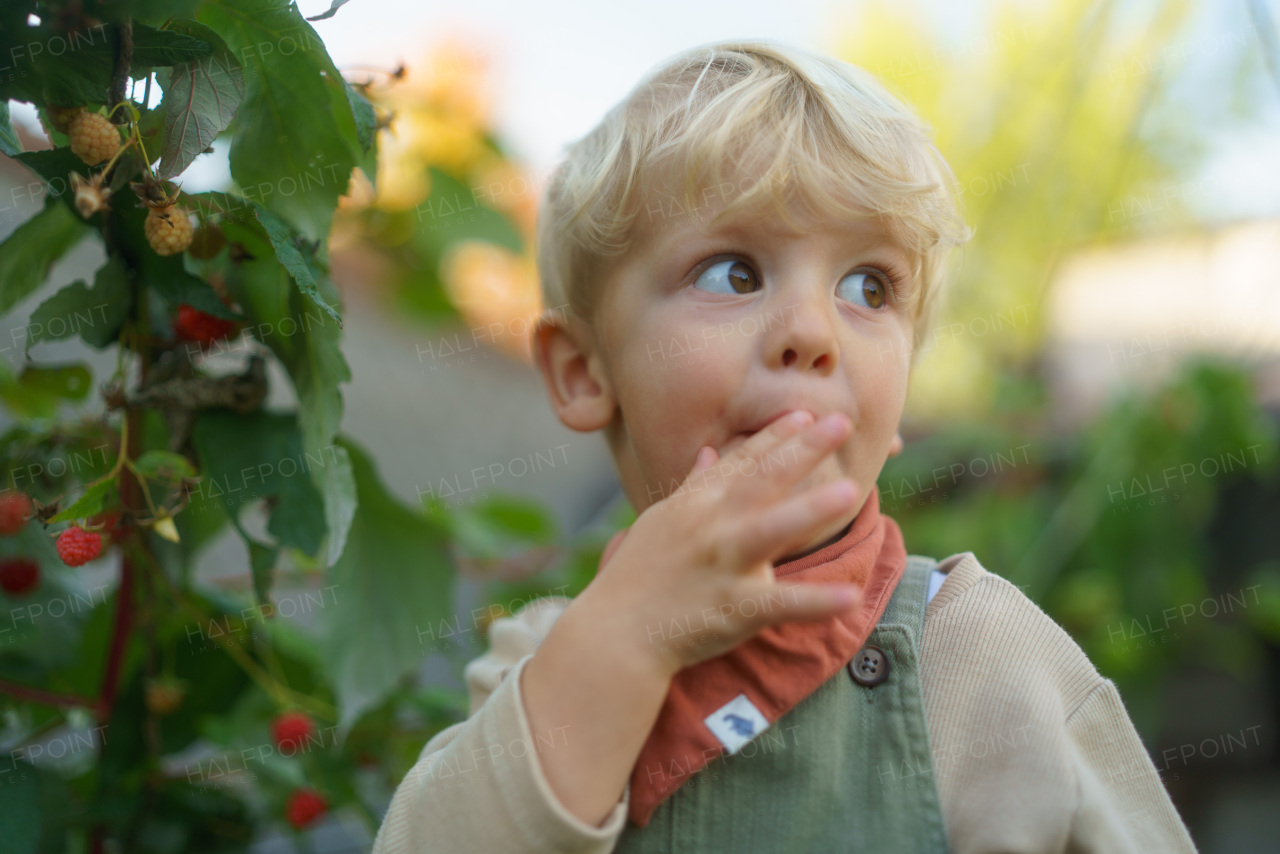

[876,553,938,641]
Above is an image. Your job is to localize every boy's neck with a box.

[778,516,856,565]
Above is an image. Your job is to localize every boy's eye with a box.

[693,260,760,295]
[837,271,886,309]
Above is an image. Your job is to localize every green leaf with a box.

[253,203,342,326]
[131,20,214,66]
[155,21,245,181]
[0,199,93,317]
[197,0,358,242]
[133,449,197,481]
[11,148,85,213]
[0,761,40,854]
[0,101,21,156]
[15,364,91,401]
[0,362,93,420]
[344,80,376,154]
[47,478,118,524]
[0,23,114,105]
[319,443,357,567]
[323,436,453,730]
[25,256,133,355]
[189,409,327,557]
[343,79,379,189]
[220,215,356,564]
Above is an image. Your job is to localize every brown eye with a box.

[837,271,886,309]
[694,259,760,295]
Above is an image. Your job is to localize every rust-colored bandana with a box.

[607,488,907,827]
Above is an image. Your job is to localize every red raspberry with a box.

[144,204,194,256]
[284,788,327,830]
[272,711,315,754]
[0,492,33,535]
[174,304,237,347]
[56,526,103,567]
[0,558,40,596]
[68,110,122,166]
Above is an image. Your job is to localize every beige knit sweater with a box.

[371,552,1200,853]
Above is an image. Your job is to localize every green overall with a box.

[614,555,951,853]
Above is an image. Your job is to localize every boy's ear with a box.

[532,312,616,432]
[887,431,904,458]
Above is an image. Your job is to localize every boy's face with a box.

[535,175,916,559]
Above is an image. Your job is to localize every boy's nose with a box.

[765,294,839,374]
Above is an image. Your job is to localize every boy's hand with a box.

[585,410,864,678]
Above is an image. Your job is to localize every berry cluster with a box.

[67,109,122,166]
[285,788,327,830]
[272,711,316,754]
[56,525,103,567]
[0,491,38,596]
[144,204,195,256]
[0,557,39,596]
[271,713,328,829]
[175,303,238,347]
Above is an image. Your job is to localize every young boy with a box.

[372,39,1199,853]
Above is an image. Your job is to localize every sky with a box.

[8,0,1279,222]
[303,0,1280,224]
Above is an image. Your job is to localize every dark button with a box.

[848,644,889,686]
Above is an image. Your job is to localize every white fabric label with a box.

[704,693,770,755]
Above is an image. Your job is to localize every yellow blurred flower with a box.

[362,36,496,210]
[441,241,542,363]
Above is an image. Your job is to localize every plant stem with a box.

[0,680,94,709]
[122,458,158,517]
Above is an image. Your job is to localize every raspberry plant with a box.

[0,1,487,849]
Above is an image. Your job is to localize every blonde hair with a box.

[535,38,972,362]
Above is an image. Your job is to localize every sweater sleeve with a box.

[1064,679,1199,853]
[371,596,631,854]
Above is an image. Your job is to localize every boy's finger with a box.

[733,477,860,568]
[761,580,863,625]
[670,445,720,502]
[688,410,815,496]
[716,410,814,465]
[672,412,805,500]
[727,413,852,505]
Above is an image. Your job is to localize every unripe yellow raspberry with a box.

[68,111,122,166]
[144,205,194,256]
[44,105,82,136]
